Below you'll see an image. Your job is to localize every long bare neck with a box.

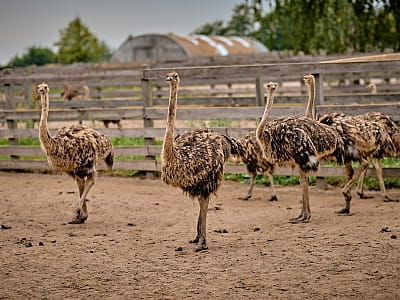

[39,92,52,151]
[305,79,315,119]
[256,89,274,143]
[162,81,178,159]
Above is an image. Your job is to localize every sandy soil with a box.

[1,171,399,299]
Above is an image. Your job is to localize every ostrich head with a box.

[37,82,49,95]
[303,74,315,86]
[166,72,180,83]
[265,82,278,92]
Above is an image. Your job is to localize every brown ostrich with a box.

[37,82,114,224]
[161,72,244,251]
[355,112,399,202]
[61,82,81,101]
[318,112,396,214]
[237,74,317,202]
[237,131,277,201]
[256,82,344,223]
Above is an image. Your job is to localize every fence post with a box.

[4,82,19,160]
[255,76,264,106]
[141,76,156,179]
[313,73,327,189]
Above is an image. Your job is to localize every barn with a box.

[111,33,268,63]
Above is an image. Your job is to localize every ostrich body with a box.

[256,82,344,223]
[37,83,114,224]
[61,82,80,101]
[161,72,243,251]
[355,112,399,202]
[237,74,317,202]
[237,131,277,201]
[318,112,396,213]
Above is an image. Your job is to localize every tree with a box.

[194,0,400,55]
[54,17,110,64]
[6,46,56,67]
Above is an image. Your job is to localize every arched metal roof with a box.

[111,33,268,63]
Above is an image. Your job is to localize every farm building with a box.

[111,33,268,63]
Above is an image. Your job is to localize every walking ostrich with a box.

[237,74,317,201]
[37,83,114,224]
[318,112,396,214]
[355,112,400,202]
[256,82,344,223]
[161,72,244,251]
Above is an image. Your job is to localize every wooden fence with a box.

[1,54,400,180]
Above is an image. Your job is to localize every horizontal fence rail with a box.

[1,55,400,182]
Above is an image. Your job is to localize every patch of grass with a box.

[111,137,144,146]
[186,118,240,128]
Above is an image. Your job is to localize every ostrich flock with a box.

[36,71,399,251]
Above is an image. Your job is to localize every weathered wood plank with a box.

[3,108,144,121]
[142,60,400,81]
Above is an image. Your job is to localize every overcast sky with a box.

[0,0,243,65]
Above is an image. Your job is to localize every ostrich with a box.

[256,82,344,223]
[318,112,396,214]
[161,72,244,251]
[61,82,80,101]
[237,74,317,202]
[355,112,399,202]
[237,131,277,201]
[37,82,114,224]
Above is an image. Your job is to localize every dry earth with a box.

[1,171,399,299]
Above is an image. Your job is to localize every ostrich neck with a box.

[162,82,178,159]
[256,90,274,143]
[39,92,52,151]
[305,81,315,119]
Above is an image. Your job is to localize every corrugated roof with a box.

[168,33,267,57]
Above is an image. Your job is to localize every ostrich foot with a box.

[336,207,351,215]
[68,208,88,224]
[195,237,208,252]
[195,245,208,252]
[238,195,251,200]
[189,237,199,244]
[384,195,399,202]
[357,192,374,199]
[269,195,278,201]
[289,213,310,223]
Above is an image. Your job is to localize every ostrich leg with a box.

[290,170,311,223]
[69,174,95,224]
[266,171,278,201]
[239,172,256,200]
[356,167,373,199]
[190,197,209,251]
[372,158,399,202]
[338,159,370,214]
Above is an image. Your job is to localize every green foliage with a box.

[54,17,111,64]
[196,0,400,54]
[7,46,56,67]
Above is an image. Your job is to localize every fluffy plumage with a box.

[237,131,277,201]
[161,72,244,251]
[318,112,396,212]
[38,82,114,224]
[256,82,344,223]
[355,112,399,202]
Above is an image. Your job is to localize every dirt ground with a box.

[1,171,399,299]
